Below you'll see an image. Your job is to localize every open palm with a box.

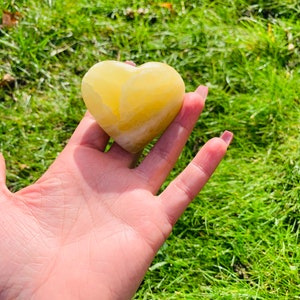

[0,86,232,299]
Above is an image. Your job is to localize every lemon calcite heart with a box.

[81,60,185,153]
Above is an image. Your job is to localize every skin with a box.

[0,86,232,299]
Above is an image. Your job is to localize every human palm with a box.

[0,87,232,299]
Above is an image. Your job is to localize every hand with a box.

[0,86,232,299]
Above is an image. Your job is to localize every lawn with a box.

[1,0,300,298]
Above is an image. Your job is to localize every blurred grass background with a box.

[1,0,299,298]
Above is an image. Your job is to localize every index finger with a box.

[67,111,109,151]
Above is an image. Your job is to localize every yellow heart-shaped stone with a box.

[81,60,185,153]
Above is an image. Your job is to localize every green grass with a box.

[1,0,300,298]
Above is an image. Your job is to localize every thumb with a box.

[0,153,10,197]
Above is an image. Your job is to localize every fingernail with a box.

[125,60,136,66]
[195,85,208,101]
[220,130,233,146]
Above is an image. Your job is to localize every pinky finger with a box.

[159,131,233,226]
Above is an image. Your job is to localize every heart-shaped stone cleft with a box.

[81,60,185,153]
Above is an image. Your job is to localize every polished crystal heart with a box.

[81,60,185,153]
